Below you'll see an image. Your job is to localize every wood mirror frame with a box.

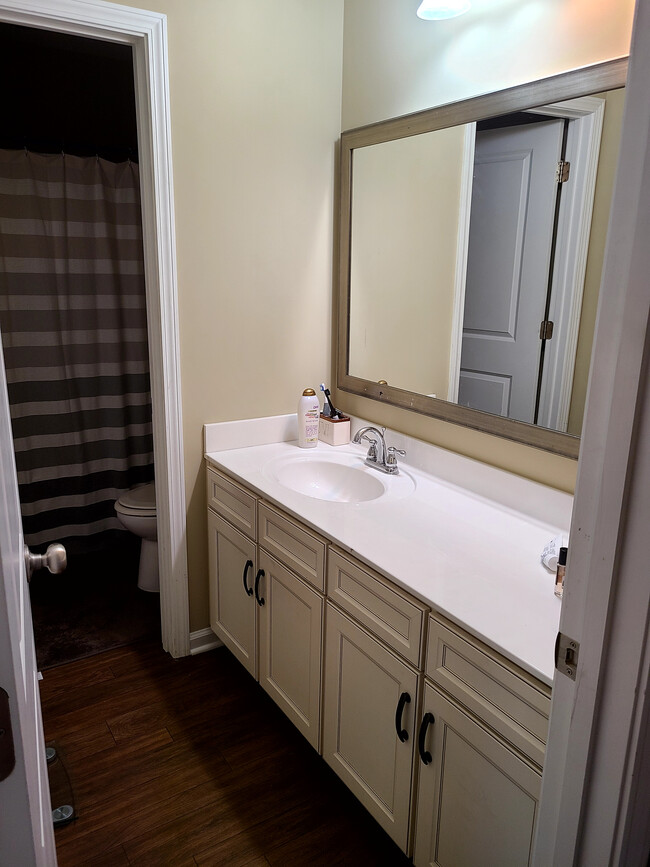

[336,58,628,459]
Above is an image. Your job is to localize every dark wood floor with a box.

[40,639,413,866]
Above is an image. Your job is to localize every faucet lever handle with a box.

[386,445,406,466]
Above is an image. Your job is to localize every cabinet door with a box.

[257,551,323,750]
[414,681,541,867]
[322,604,418,854]
[208,509,257,677]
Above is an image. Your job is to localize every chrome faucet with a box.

[353,426,406,475]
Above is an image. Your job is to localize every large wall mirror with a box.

[336,59,628,458]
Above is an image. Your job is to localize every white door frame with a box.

[448,98,605,430]
[530,96,605,432]
[533,0,650,861]
[0,0,190,658]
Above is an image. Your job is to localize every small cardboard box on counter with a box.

[318,413,350,446]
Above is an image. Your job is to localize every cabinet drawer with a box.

[258,502,326,592]
[327,548,426,667]
[426,613,551,767]
[206,467,257,539]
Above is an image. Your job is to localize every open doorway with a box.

[0,0,189,662]
[0,23,161,668]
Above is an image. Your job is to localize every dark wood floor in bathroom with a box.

[41,639,412,866]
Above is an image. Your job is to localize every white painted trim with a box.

[190,628,222,656]
[0,0,190,658]
[447,122,475,403]
[533,0,650,858]
[535,97,606,432]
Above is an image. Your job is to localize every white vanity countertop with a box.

[205,415,572,687]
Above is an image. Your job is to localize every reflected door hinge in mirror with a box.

[555,632,580,680]
[556,159,571,183]
[540,320,555,340]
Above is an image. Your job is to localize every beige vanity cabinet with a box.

[322,548,427,854]
[413,614,551,867]
[207,466,325,749]
[207,462,553,862]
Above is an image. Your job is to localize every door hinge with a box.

[556,160,571,183]
[555,632,580,680]
[540,319,555,340]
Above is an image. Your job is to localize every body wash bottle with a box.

[298,388,319,448]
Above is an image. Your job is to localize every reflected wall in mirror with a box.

[338,60,628,458]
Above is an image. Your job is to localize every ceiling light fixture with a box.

[417,0,471,20]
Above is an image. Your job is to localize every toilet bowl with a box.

[114,482,159,592]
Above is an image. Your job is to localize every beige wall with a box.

[349,126,467,395]
[341,0,634,130]
[121,0,344,630]
[336,0,634,495]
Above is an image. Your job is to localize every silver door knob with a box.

[24,543,67,581]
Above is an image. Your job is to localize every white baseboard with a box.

[189,627,222,655]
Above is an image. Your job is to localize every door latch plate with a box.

[555,632,580,680]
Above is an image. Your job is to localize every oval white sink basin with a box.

[276,459,384,502]
[263,452,415,503]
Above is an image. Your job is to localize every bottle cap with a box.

[558,547,568,566]
[302,388,316,396]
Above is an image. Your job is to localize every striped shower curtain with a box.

[0,150,154,549]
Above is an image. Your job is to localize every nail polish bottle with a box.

[555,546,568,598]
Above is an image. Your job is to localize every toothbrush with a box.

[320,383,341,419]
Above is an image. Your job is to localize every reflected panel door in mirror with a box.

[459,118,565,424]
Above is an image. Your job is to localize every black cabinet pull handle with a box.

[242,559,254,596]
[418,712,435,765]
[395,692,411,742]
[254,568,265,606]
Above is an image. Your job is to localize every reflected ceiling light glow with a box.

[417,0,471,20]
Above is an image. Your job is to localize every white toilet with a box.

[114,482,159,592]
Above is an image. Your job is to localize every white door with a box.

[0,349,57,865]
[459,119,564,423]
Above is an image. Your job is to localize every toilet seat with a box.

[116,482,156,517]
